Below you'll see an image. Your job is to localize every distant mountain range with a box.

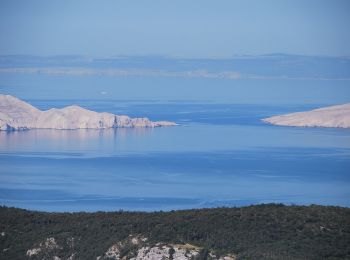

[0,54,349,80]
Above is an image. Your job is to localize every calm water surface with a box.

[0,101,349,211]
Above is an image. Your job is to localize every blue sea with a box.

[1,100,350,212]
[1,55,350,211]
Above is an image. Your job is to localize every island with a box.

[262,103,350,128]
[0,94,177,131]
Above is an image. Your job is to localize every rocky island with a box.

[262,103,350,128]
[0,94,176,131]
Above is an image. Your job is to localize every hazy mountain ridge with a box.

[0,94,176,131]
[1,54,349,80]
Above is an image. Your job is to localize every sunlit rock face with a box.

[26,235,237,260]
[0,94,177,131]
[96,236,236,260]
[262,103,350,128]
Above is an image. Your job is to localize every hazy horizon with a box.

[1,53,350,59]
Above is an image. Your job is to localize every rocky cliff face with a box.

[26,235,236,260]
[262,103,350,128]
[0,94,177,131]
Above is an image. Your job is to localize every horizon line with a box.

[0,53,350,59]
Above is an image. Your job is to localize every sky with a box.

[0,0,350,57]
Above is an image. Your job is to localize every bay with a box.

[0,101,349,211]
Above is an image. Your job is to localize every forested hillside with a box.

[1,204,350,260]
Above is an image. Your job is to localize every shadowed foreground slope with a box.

[1,204,350,260]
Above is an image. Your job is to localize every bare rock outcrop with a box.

[0,94,177,131]
[262,103,350,128]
